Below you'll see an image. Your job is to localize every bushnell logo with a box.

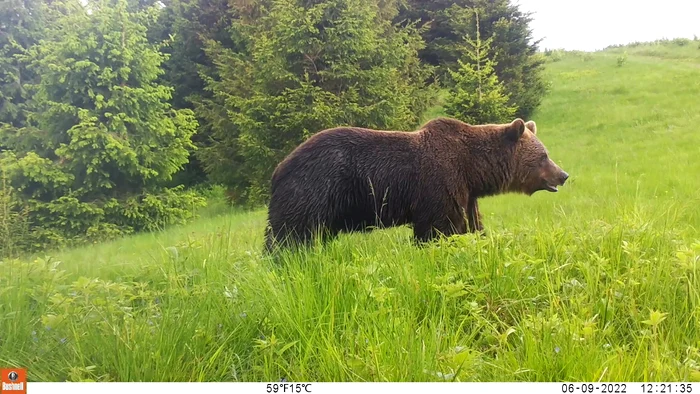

[1,368,26,393]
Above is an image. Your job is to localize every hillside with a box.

[2,42,700,382]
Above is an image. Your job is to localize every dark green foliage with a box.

[21,0,198,192]
[195,0,435,205]
[445,13,515,124]
[0,0,205,253]
[152,0,238,110]
[148,0,245,186]
[396,0,547,119]
[0,0,45,138]
[0,0,82,139]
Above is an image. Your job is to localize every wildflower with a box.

[642,310,668,327]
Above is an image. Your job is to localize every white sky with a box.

[515,0,700,51]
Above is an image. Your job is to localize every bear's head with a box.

[505,118,569,195]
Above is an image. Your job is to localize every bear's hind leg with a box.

[264,222,301,253]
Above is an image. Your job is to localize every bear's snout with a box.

[560,171,569,185]
[540,161,568,193]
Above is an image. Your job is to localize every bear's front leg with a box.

[466,197,485,234]
[413,208,467,244]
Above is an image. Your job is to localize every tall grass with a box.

[0,170,31,258]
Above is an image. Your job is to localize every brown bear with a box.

[264,117,568,252]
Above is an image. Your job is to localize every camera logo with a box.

[0,368,26,393]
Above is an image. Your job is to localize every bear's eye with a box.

[540,154,548,163]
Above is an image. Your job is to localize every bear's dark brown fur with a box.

[264,117,568,252]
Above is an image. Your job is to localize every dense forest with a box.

[0,0,547,255]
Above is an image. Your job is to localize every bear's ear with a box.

[525,120,537,135]
[505,118,526,142]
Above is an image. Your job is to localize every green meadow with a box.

[2,43,700,382]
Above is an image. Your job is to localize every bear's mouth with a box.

[544,184,559,192]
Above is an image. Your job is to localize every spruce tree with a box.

[445,11,515,125]
[1,0,202,248]
[0,0,45,142]
[396,0,547,119]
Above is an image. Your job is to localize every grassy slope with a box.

[2,43,700,382]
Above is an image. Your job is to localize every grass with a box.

[2,41,700,382]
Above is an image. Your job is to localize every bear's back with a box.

[271,126,423,186]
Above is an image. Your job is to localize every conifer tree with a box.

[396,0,547,119]
[0,0,46,143]
[445,11,515,125]
[1,0,202,248]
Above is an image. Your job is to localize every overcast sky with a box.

[515,0,700,51]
